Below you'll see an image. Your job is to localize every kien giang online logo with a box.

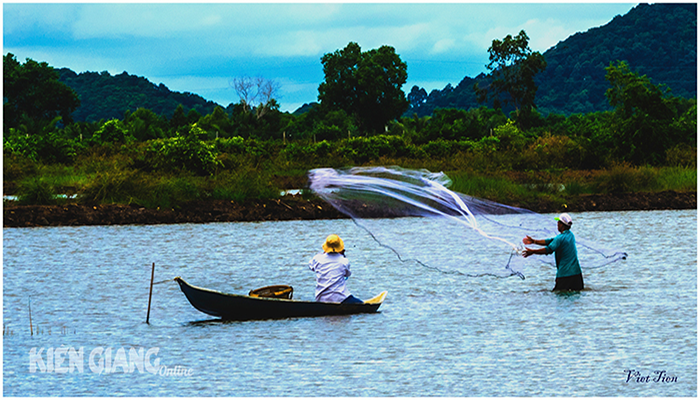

[29,346,193,376]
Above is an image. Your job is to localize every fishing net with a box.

[308,166,627,279]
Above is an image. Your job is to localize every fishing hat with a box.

[322,234,344,253]
[555,213,573,226]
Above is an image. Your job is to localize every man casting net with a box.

[308,166,627,279]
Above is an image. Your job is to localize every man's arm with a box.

[522,246,548,258]
[522,235,551,258]
[523,235,547,246]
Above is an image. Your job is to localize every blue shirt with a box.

[309,252,352,303]
[544,229,582,278]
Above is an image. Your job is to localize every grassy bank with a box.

[448,165,697,206]
[4,145,696,210]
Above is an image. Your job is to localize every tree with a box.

[170,104,189,131]
[318,42,409,134]
[197,106,233,138]
[230,76,280,120]
[91,119,132,145]
[4,53,81,131]
[124,107,167,141]
[407,86,428,111]
[474,30,546,126]
[604,60,689,164]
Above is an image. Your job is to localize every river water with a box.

[3,209,696,396]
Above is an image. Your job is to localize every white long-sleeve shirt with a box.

[308,252,352,303]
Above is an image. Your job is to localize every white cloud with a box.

[464,11,629,55]
[241,21,433,59]
[70,4,229,39]
[431,38,456,55]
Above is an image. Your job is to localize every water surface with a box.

[3,210,696,396]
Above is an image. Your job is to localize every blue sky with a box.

[3,2,637,112]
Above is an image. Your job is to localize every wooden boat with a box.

[174,277,387,321]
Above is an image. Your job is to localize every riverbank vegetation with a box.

[4,40,696,211]
[4,127,696,210]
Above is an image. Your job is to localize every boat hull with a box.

[174,277,385,321]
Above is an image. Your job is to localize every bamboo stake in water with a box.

[146,262,155,324]
[29,297,33,336]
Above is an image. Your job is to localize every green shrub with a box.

[422,140,454,158]
[4,127,82,164]
[657,167,697,192]
[406,144,428,159]
[35,131,82,164]
[593,163,661,193]
[77,168,209,208]
[313,124,345,142]
[474,136,500,152]
[493,119,527,150]
[665,144,697,168]
[210,168,280,202]
[138,175,204,208]
[90,119,133,145]
[242,138,276,159]
[78,169,142,204]
[213,136,246,154]
[144,125,222,175]
[449,172,531,204]
[282,141,333,163]
[4,128,38,160]
[4,153,39,183]
[562,181,591,196]
[519,134,588,170]
[16,177,61,205]
[337,135,409,163]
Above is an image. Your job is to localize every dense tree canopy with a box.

[3,53,80,130]
[474,30,547,126]
[604,60,696,164]
[407,3,696,118]
[57,69,219,122]
[536,3,696,116]
[318,42,409,133]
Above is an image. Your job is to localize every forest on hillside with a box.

[407,3,696,117]
[58,69,220,122]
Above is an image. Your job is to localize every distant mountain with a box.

[58,69,221,122]
[407,3,697,117]
[57,3,696,122]
[292,102,318,116]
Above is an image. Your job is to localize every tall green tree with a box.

[170,104,189,131]
[4,53,81,131]
[604,60,693,164]
[474,30,546,126]
[407,86,428,111]
[197,106,233,139]
[318,42,409,133]
[124,107,167,141]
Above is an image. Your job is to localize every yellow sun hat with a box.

[322,234,344,253]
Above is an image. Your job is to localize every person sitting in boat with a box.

[522,213,584,291]
[309,234,364,304]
